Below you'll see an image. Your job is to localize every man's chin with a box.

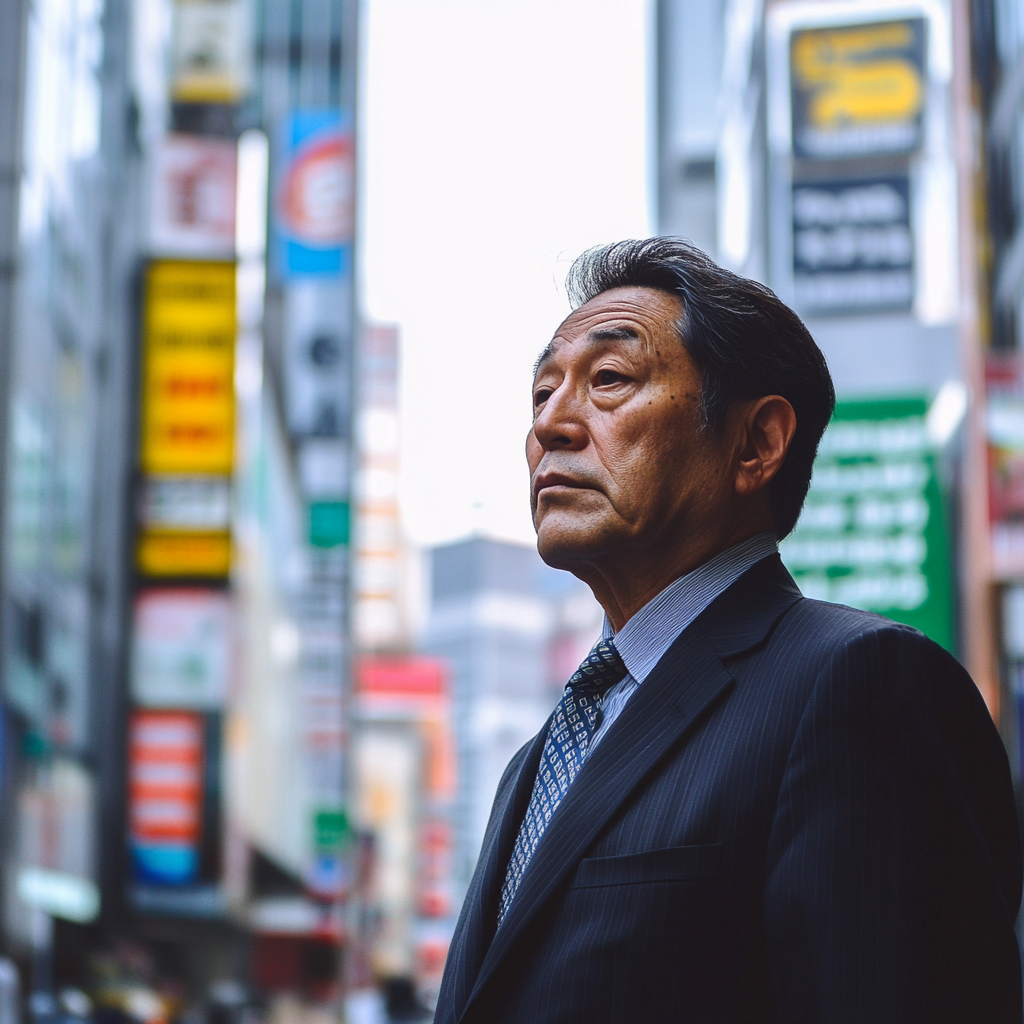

[534,516,613,570]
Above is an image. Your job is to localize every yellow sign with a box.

[790,19,926,160]
[137,531,232,578]
[141,260,236,475]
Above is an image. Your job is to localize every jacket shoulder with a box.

[783,596,951,653]
[785,595,925,642]
[740,594,974,704]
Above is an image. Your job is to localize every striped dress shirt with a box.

[587,532,779,756]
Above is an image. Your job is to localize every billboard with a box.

[781,397,953,650]
[274,111,355,278]
[790,18,926,160]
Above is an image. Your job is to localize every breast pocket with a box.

[570,842,723,889]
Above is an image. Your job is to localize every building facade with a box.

[423,538,601,904]
[0,0,360,1008]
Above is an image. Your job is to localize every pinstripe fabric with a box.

[589,531,778,756]
[436,555,1023,1024]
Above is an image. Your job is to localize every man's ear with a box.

[734,395,797,498]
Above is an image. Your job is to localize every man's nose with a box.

[531,382,588,451]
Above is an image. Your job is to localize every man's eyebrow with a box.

[533,325,640,375]
[588,326,639,342]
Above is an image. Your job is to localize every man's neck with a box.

[578,523,775,632]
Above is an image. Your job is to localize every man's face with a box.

[527,286,736,570]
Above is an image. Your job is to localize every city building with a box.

[422,538,601,903]
[354,324,420,654]
[0,0,360,1009]
[0,0,144,995]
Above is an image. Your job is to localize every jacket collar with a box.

[697,553,803,658]
[453,554,802,1021]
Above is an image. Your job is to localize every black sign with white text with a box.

[792,174,913,313]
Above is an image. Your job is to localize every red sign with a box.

[129,711,204,883]
[356,657,447,698]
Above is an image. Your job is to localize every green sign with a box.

[309,501,350,548]
[313,808,350,853]
[781,397,954,651]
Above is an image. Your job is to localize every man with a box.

[435,239,1023,1023]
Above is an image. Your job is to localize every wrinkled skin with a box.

[527,286,796,630]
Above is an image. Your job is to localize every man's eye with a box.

[534,388,553,407]
[596,370,627,387]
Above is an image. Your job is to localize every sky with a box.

[361,0,652,547]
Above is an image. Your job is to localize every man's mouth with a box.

[532,473,592,501]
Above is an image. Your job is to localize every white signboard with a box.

[139,474,232,530]
[131,588,231,709]
[284,280,351,438]
[151,135,237,257]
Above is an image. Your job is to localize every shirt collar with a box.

[601,532,778,684]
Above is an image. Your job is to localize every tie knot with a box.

[566,637,628,700]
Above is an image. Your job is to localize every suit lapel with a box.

[443,721,549,1021]
[457,553,804,1022]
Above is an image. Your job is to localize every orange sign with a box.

[137,530,232,578]
[140,260,236,474]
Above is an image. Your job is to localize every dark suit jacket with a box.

[435,555,1023,1023]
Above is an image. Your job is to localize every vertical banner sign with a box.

[275,111,355,278]
[355,658,456,983]
[271,108,356,904]
[282,281,352,439]
[129,711,205,885]
[781,397,954,650]
[138,260,236,577]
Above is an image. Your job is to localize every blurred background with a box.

[0,0,1019,1020]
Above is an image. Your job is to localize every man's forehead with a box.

[536,286,681,371]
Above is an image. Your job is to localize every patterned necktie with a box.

[498,636,628,925]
